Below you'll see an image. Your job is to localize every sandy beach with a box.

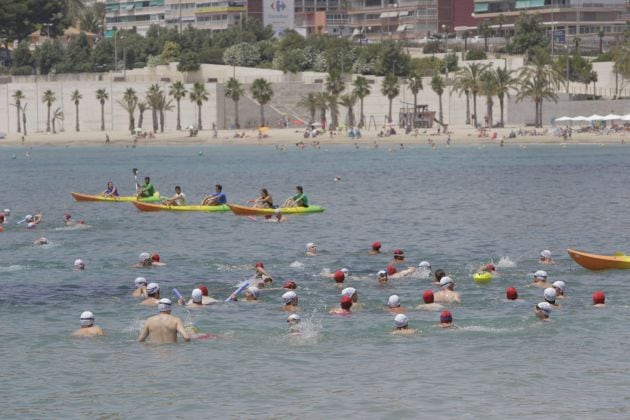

[1,125,628,147]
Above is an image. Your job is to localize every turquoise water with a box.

[1,144,630,417]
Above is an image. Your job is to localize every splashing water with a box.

[0,265,25,272]
[287,312,322,345]
[290,261,305,269]
[496,256,517,268]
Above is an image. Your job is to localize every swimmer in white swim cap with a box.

[434,277,461,303]
[305,242,317,256]
[74,259,85,270]
[138,298,190,344]
[72,311,104,337]
[183,288,204,308]
[391,314,417,335]
[539,249,553,265]
[281,291,299,312]
[531,270,552,288]
[552,281,566,299]
[141,283,161,306]
[244,286,261,301]
[134,252,152,268]
[132,277,148,297]
[34,237,49,245]
[543,287,559,307]
[534,302,552,321]
[387,295,407,314]
[287,313,301,334]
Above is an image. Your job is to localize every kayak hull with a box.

[132,202,230,212]
[473,272,493,284]
[71,192,161,203]
[228,203,325,216]
[567,248,630,270]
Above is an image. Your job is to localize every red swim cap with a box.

[255,262,264,268]
[506,287,518,300]
[393,249,404,256]
[198,285,209,296]
[333,270,345,283]
[485,264,496,272]
[440,310,453,323]
[151,253,160,262]
[423,290,434,304]
[592,290,605,304]
[386,265,397,275]
[283,280,297,289]
[372,241,381,250]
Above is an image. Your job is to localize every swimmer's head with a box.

[147,282,160,296]
[139,252,151,263]
[435,269,446,282]
[540,249,552,259]
[340,268,350,278]
[340,295,353,310]
[534,270,548,281]
[306,242,316,252]
[552,281,566,295]
[3,209,10,216]
[287,313,301,325]
[64,212,71,221]
[255,262,264,269]
[283,280,297,290]
[134,277,147,288]
[506,286,518,300]
[393,249,405,260]
[25,214,33,222]
[341,287,357,300]
[37,237,49,244]
[74,259,85,270]
[418,261,432,270]
[543,287,556,304]
[535,302,551,317]
[246,286,260,300]
[440,276,455,290]
[377,270,388,283]
[80,311,94,327]
[282,291,298,305]
[423,290,434,304]
[333,270,345,283]
[440,310,453,324]
[198,285,209,296]
[191,288,203,303]
[592,290,605,305]
[372,241,381,251]
[394,313,408,328]
[484,263,496,272]
[151,253,160,263]
[386,265,397,275]
[262,275,273,285]
[388,294,401,308]
[158,298,172,312]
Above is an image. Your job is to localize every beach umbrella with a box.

[258,126,269,133]
[621,114,630,121]
[571,116,590,121]
[133,128,143,133]
[554,116,572,122]
[602,114,622,120]
[586,114,605,121]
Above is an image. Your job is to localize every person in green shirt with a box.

[137,176,156,198]
[283,185,308,207]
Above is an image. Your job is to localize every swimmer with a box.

[416,290,444,311]
[543,288,560,307]
[254,262,272,282]
[264,208,286,223]
[132,277,148,297]
[552,281,566,299]
[418,261,432,273]
[390,249,405,265]
[386,265,416,279]
[482,263,496,274]
[180,288,204,308]
[134,252,153,268]
[387,295,406,314]
[531,270,552,288]
[377,270,389,284]
[534,302,552,321]
[283,280,297,290]
[391,314,417,335]
[64,213,73,225]
[141,283,161,306]
[506,286,520,301]
[281,291,300,312]
[150,253,166,266]
[138,298,190,344]
[592,291,606,308]
[0,210,7,224]
[332,270,345,285]
[437,310,456,328]
[194,285,218,304]
[34,237,49,245]
[433,269,446,285]
[74,259,85,270]
[329,295,353,315]
[305,242,317,256]
[244,286,261,301]
[369,241,382,255]
[32,210,42,225]
[434,277,461,303]
[72,311,104,337]
[287,313,301,334]
[539,249,554,264]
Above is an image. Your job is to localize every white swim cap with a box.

[191,288,203,303]
[247,286,261,298]
[418,261,431,269]
[139,252,151,262]
[80,311,94,327]
[536,302,552,315]
[394,313,409,328]
[552,281,566,293]
[74,259,85,269]
[4,209,10,215]
[377,270,387,277]
[544,287,557,303]
[158,298,172,312]
[27,222,36,229]
[341,287,356,298]
[282,290,297,304]
[147,282,160,295]
[534,270,548,280]
[134,277,147,287]
[341,268,350,277]
[541,250,552,258]
[306,242,316,250]
[388,294,401,308]
[25,214,33,222]
[440,276,455,289]
[287,313,301,323]
[39,237,48,244]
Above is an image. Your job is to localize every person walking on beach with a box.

[138,298,190,344]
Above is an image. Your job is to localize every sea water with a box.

[1,144,630,418]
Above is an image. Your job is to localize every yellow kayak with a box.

[228,203,325,216]
[132,202,230,212]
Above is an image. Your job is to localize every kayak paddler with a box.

[201,184,226,206]
[163,186,186,206]
[137,176,155,199]
[102,181,119,198]
[283,186,308,208]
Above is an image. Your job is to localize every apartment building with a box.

[104,0,166,35]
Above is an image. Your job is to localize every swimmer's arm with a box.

[138,324,149,342]
[176,319,191,342]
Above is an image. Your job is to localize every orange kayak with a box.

[567,248,630,270]
[228,203,325,216]
[71,192,161,203]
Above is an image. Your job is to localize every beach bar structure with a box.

[399,104,436,128]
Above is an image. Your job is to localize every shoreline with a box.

[1,126,628,147]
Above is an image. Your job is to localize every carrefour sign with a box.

[263,0,294,34]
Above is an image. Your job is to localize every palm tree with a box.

[479,69,497,128]
[42,90,56,133]
[452,73,472,125]
[431,73,446,126]
[225,77,244,129]
[66,0,86,20]
[492,67,517,127]
[381,74,400,124]
[516,50,562,127]
[168,81,187,130]
[138,101,148,129]
[51,107,63,134]
[118,88,138,133]
[455,63,489,127]
[21,103,28,136]
[325,71,345,130]
[146,84,161,132]
[338,93,357,127]
[251,78,274,127]
[314,92,329,129]
[598,29,605,55]
[12,90,25,133]
[352,76,370,128]
[70,89,82,132]
[156,94,174,133]
[407,72,423,120]
[297,92,318,124]
[189,82,209,130]
[96,88,109,131]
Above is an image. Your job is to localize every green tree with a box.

[189,82,208,129]
[146,84,162,132]
[479,69,497,128]
[35,39,64,74]
[79,2,105,33]
[493,67,517,128]
[477,20,492,52]
[168,81,187,130]
[223,43,261,67]
[138,101,148,129]
[160,41,180,64]
[251,78,274,126]
[452,72,472,125]
[70,89,82,131]
[507,13,549,56]
[431,74,445,126]
[516,49,562,127]
[51,107,63,134]
[612,45,630,96]
[225,77,244,128]
[95,88,108,131]
[407,72,423,118]
[62,33,92,72]
[118,88,138,133]
[314,92,329,128]
[12,90,25,133]
[325,71,345,130]
[297,92,318,124]
[455,63,489,127]
[466,48,487,61]
[381,74,400,124]
[338,93,357,127]
[42,89,56,132]
[553,51,594,94]
[352,76,370,128]
[177,51,200,72]
[13,41,34,68]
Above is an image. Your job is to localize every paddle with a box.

[133,168,139,193]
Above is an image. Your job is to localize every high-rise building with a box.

[105,0,166,35]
